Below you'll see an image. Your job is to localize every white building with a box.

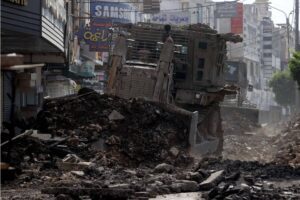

[146,0,216,28]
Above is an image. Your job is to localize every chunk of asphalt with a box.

[199,170,224,191]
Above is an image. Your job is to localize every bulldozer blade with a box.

[160,104,222,157]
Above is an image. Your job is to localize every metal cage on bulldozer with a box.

[107,23,242,156]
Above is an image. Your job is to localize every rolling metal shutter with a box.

[2,71,13,123]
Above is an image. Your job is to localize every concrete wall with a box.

[221,106,259,124]
[258,106,282,124]
[221,105,282,125]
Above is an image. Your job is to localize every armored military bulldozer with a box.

[106,23,242,156]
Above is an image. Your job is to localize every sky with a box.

[214,0,295,26]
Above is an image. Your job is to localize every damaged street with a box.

[1,89,300,200]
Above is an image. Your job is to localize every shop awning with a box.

[2,63,45,71]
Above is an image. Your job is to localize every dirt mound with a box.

[274,115,300,167]
[32,89,191,167]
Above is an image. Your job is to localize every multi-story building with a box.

[1,0,73,130]
[260,17,275,88]
[217,0,280,114]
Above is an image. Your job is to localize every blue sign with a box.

[78,25,112,52]
[84,2,133,51]
[90,1,133,24]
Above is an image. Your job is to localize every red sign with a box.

[231,3,243,34]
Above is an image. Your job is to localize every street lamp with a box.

[269,5,294,59]
[254,2,294,59]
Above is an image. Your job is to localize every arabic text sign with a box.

[215,2,237,18]
[151,12,190,25]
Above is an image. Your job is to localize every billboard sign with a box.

[150,12,190,25]
[215,2,237,18]
[90,1,133,24]
[231,3,243,34]
[87,2,134,51]
[78,26,112,52]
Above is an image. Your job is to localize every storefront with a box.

[1,0,72,130]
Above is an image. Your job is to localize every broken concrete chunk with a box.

[62,154,82,164]
[109,183,130,189]
[71,171,85,177]
[56,194,73,200]
[154,163,174,173]
[170,180,198,193]
[243,175,255,185]
[169,183,181,193]
[57,161,95,171]
[108,110,125,121]
[186,172,204,183]
[199,170,224,190]
[178,180,199,192]
[30,132,65,142]
[105,135,121,145]
[225,171,241,181]
[169,147,179,157]
[123,169,137,176]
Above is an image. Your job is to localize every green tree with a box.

[289,51,300,86]
[269,70,296,107]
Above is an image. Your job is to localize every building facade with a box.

[1,0,72,130]
[145,0,216,28]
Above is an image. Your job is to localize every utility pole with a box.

[287,17,291,59]
[295,0,300,112]
[295,0,299,51]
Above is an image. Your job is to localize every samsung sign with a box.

[83,2,134,52]
[90,2,133,23]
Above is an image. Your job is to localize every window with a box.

[263,53,272,57]
[198,58,205,69]
[198,42,207,49]
[263,44,272,49]
[263,36,272,41]
[250,62,254,76]
[175,72,186,80]
[196,58,205,81]
[197,71,203,81]
[174,63,187,80]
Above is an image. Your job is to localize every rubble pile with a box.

[31,88,191,167]
[223,134,275,162]
[197,158,300,200]
[274,116,300,167]
[2,157,300,200]
[2,90,300,199]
